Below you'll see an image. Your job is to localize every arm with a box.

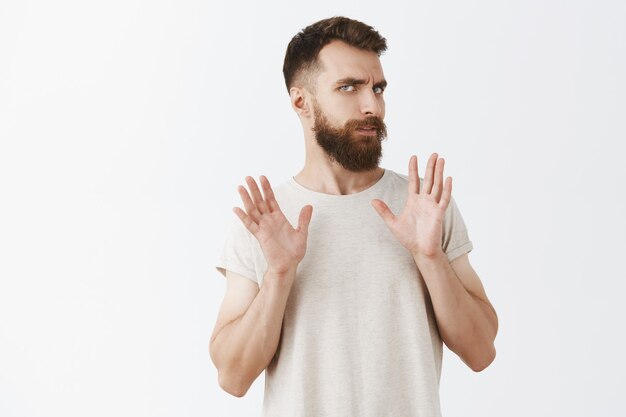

[371,153,498,372]
[209,266,296,397]
[210,175,313,396]
[414,252,497,371]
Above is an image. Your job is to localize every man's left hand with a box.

[371,153,452,261]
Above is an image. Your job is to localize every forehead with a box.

[316,40,385,84]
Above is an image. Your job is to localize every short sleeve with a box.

[441,196,473,262]
[215,213,259,284]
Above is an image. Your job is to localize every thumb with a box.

[296,205,313,235]
[371,199,396,227]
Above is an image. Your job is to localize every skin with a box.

[210,39,498,397]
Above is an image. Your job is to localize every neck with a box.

[293,152,384,196]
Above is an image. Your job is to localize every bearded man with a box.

[210,16,498,417]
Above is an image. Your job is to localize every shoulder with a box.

[381,168,425,190]
[384,168,422,182]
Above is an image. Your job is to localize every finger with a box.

[371,199,396,228]
[296,205,313,235]
[439,177,453,210]
[408,155,419,194]
[431,157,445,202]
[260,175,281,213]
[245,176,269,214]
[237,185,261,223]
[233,206,260,235]
[421,153,438,195]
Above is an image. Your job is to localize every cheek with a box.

[329,99,356,119]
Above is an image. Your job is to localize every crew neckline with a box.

[288,169,389,199]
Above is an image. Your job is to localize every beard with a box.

[312,103,387,172]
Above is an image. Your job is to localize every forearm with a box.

[414,251,497,371]
[211,267,296,395]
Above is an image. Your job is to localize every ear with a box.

[289,86,312,118]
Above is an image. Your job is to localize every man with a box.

[210,16,498,417]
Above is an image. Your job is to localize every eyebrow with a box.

[335,77,388,89]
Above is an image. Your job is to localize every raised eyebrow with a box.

[335,77,367,86]
[334,78,388,89]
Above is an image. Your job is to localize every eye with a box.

[373,86,385,94]
[339,85,356,92]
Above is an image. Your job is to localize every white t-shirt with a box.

[216,168,473,417]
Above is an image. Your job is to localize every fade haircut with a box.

[282,16,387,93]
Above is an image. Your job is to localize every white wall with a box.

[1,1,624,416]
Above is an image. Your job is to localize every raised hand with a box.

[234,175,313,277]
[371,153,452,260]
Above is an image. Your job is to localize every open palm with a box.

[372,153,452,258]
[234,175,313,275]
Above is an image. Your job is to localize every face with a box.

[309,40,388,172]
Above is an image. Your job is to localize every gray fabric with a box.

[216,168,473,417]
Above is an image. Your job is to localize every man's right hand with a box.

[212,176,312,396]
[234,175,313,281]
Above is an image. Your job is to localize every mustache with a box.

[345,116,387,137]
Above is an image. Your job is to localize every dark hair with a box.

[282,16,387,92]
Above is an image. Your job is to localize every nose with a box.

[360,89,383,118]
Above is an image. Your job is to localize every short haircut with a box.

[282,16,387,93]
